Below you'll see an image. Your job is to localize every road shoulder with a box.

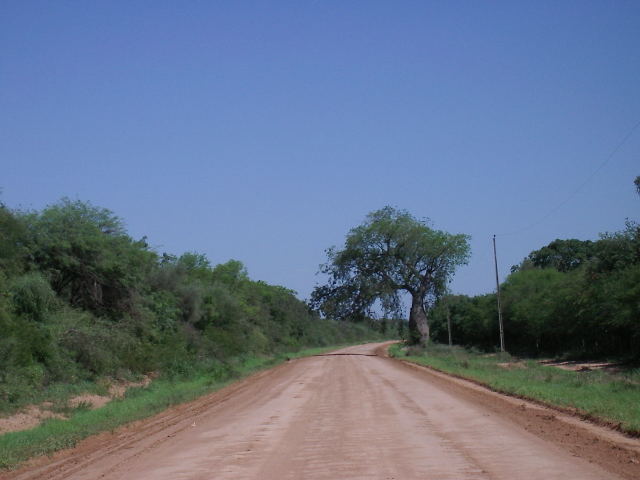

[382,345,640,480]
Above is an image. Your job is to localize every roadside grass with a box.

[389,343,640,436]
[0,343,361,470]
[0,380,111,417]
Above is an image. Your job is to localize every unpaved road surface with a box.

[4,342,640,479]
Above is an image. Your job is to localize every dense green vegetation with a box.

[0,198,383,416]
[389,343,640,435]
[429,220,640,358]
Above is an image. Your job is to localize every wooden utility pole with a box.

[446,304,453,347]
[493,235,505,352]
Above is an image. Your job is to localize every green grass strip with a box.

[0,343,363,470]
[389,343,640,436]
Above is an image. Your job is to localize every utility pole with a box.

[446,303,452,348]
[493,235,505,352]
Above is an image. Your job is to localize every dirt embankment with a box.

[0,376,153,436]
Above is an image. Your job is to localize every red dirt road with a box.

[5,342,640,479]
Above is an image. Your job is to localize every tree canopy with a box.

[311,207,470,344]
[526,239,595,272]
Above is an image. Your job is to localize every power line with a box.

[496,118,640,237]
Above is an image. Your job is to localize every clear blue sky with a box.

[2,1,639,301]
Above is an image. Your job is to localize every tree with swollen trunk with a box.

[311,207,470,344]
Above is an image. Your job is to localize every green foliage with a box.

[591,220,640,273]
[311,206,470,344]
[430,219,640,358]
[54,309,136,377]
[0,273,57,375]
[212,259,249,286]
[22,198,156,318]
[526,239,595,272]
[9,273,57,322]
[0,204,28,276]
[0,198,383,417]
[430,294,497,350]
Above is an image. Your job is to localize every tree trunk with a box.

[408,292,429,345]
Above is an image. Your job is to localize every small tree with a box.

[311,207,470,344]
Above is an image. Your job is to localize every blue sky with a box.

[2,1,639,301]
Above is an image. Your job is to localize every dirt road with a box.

[6,342,640,479]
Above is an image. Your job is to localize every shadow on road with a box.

[311,353,378,357]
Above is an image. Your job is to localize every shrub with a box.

[9,273,57,322]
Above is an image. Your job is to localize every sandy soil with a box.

[0,406,64,436]
[540,359,623,372]
[0,376,154,435]
[3,342,639,480]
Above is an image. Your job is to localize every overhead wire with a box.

[495,118,640,237]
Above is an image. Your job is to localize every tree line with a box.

[429,220,640,358]
[0,198,380,407]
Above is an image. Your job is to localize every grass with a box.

[0,343,358,470]
[389,343,640,436]
[0,379,111,417]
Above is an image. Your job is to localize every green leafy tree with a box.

[501,268,574,354]
[527,239,595,272]
[212,259,249,287]
[9,272,57,322]
[311,207,470,344]
[591,220,640,274]
[430,294,498,350]
[24,198,156,318]
[0,204,28,276]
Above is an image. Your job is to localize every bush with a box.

[9,273,57,322]
[54,310,136,377]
